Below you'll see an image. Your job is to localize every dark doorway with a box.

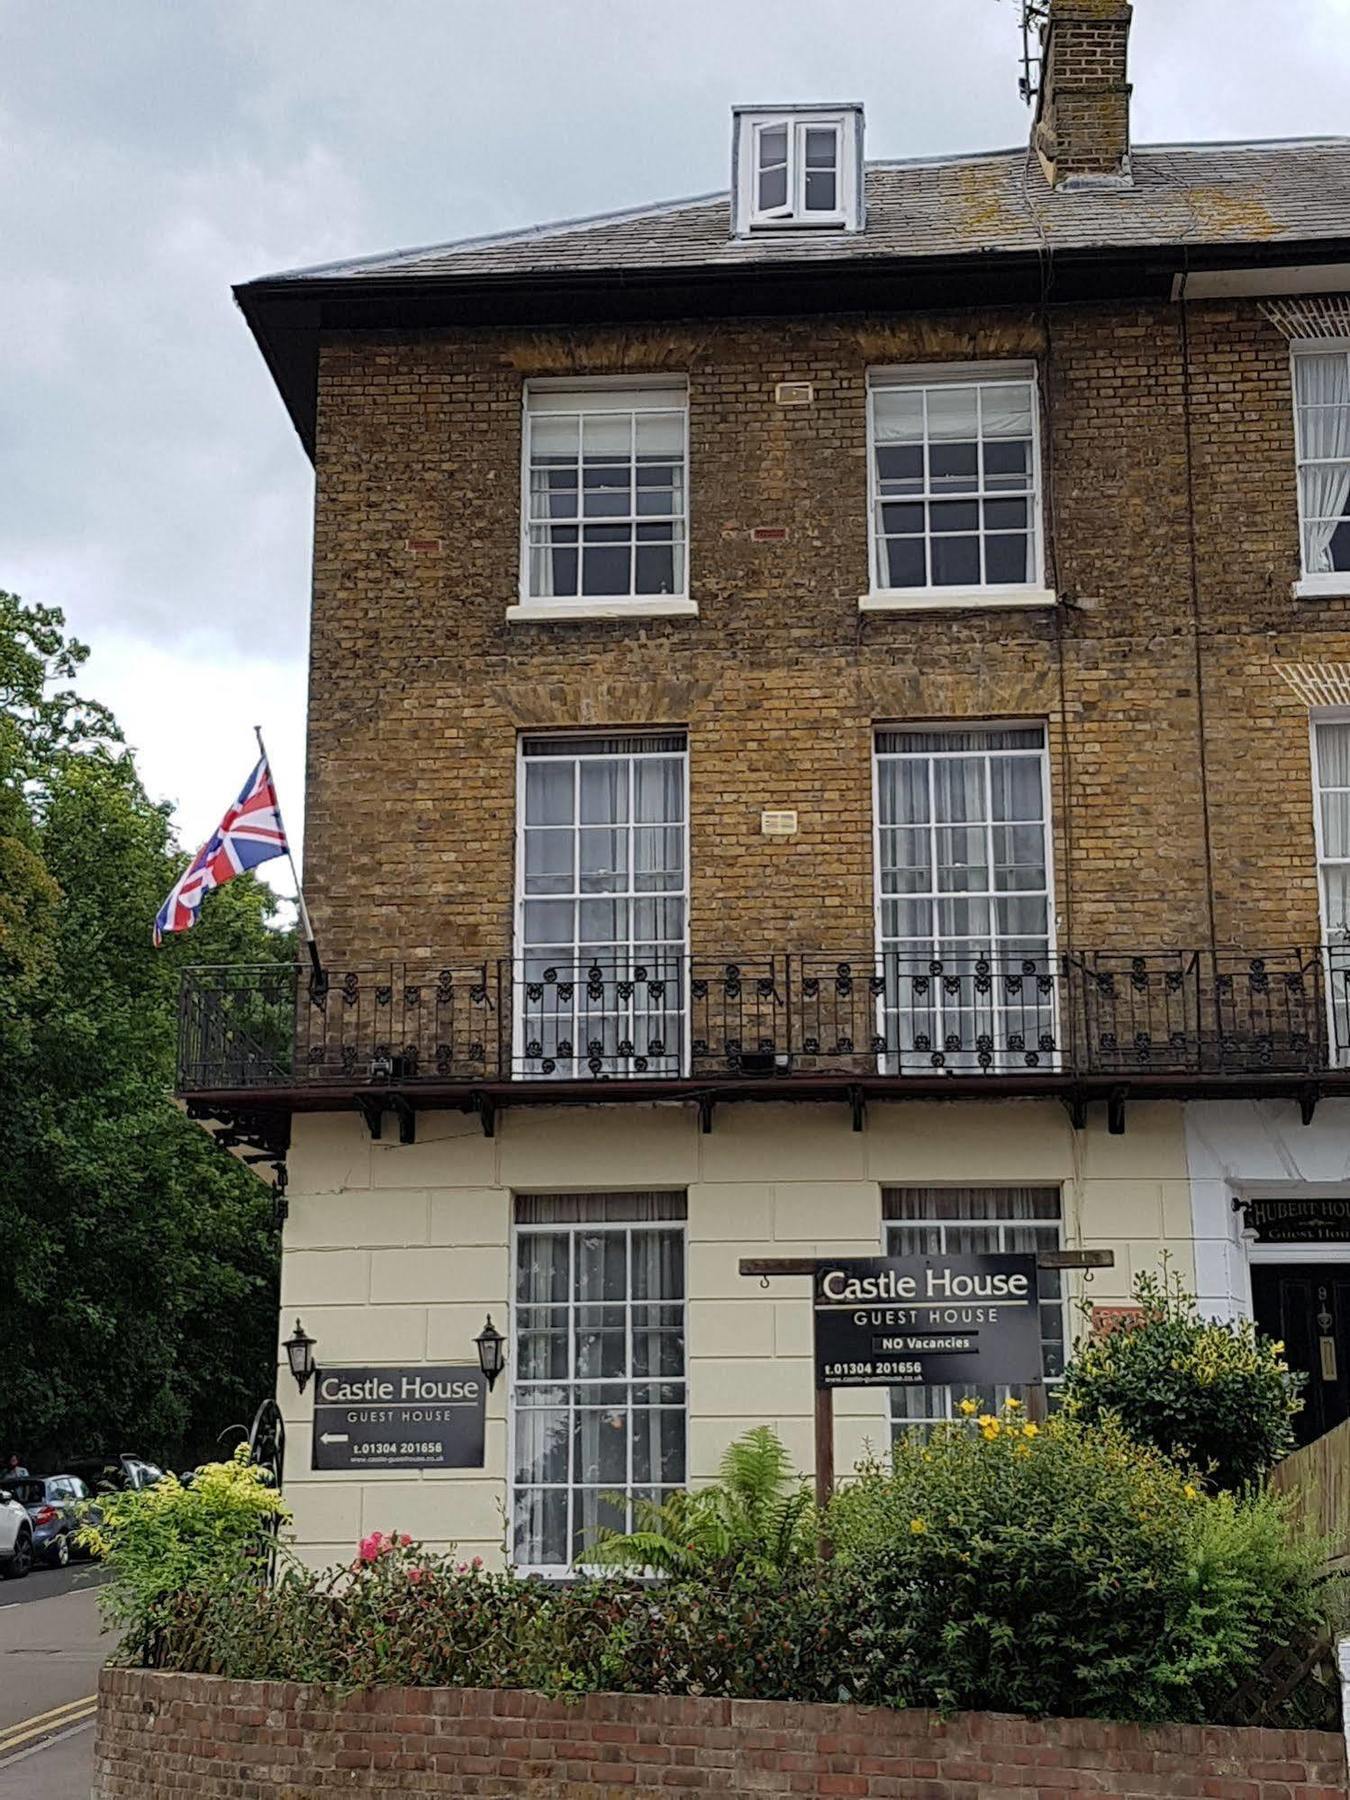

[1250,1263,1350,1448]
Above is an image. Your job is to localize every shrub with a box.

[586,1425,814,1579]
[825,1402,1326,1723]
[81,1445,289,1660]
[159,1537,843,1702]
[1061,1268,1302,1488]
[141,1416,1331,1729]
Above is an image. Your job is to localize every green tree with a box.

[0,591,290,1468]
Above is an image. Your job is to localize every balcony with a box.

[177,949,1350,1162]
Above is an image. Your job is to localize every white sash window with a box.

[1294,347,1350,593]
[1313,717,1350,1061]
[512,1192,687,1574]
[874,725,1055,1072]
[524,382,688,604]
[869,364,1044,598]
[516,733,688,1078]
[885,1186,1065,1432]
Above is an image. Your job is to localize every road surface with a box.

[0,1560,108,1798]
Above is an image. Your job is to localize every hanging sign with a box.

[812,1253,1041,1391]
[311,1365,486,1471]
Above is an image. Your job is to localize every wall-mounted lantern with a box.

[284,1318,317,1393]
[475,1314,506,1391]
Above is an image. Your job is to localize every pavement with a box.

[0,1560,109,1799]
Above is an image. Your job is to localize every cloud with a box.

[5,0,1349,859]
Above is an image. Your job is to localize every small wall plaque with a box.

[775,381,814,406]
[761,809,799,838]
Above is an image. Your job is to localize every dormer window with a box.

[732,105,863,235]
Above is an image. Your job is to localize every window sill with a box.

[507,598,698,623]
[1295,577,1350,600]
[859,587,1058,614]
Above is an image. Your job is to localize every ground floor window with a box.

[511,1191,686,1572]
[884,1185,1065,1433]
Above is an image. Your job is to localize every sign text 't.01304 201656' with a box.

[812,1254,1043,1392]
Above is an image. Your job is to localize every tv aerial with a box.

[1018,0,1052,105]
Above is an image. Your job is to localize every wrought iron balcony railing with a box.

[177,947,1350,1097]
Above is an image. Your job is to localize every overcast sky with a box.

[5,0,1349,896]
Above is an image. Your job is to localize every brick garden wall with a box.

[94,1668,1348,1798]
[304,299,1346,973]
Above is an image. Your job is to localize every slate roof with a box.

[259,139,1350,289]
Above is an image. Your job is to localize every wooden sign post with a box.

[738,1247,1114,1508]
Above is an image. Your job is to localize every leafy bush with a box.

[80,1446,289,1660]
[1061,1268,1302,1489]
[825,1401,1326,1723]
[158,1536,841,1701]
[586,1425,814,1578]
[137,1415,1331,1728]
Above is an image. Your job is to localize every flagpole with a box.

[254,726,326,993]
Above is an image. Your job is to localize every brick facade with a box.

[94,1668,1348,1797]
[302,301,1341,972]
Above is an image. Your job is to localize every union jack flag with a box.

[154,756,289,943]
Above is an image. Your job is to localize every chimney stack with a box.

[1033,0,1133,189]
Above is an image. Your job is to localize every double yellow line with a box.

[0,1693,97,1758]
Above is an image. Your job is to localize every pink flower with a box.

[400,1534,413,1547]
[357,1532,385,1565]
[408,1567,425,1585]
[455,1561,468,1574]
[471,1556,483,1570]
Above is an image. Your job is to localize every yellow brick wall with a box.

[303,301,1347,972]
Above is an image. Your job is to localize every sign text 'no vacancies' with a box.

[812,1254,1042,1391]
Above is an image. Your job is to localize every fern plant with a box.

[586,1426,815,1578]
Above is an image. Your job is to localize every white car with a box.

[0,1487,33,1579]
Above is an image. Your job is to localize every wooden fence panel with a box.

[1271,1417,1350,1569]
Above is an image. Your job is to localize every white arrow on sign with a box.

[320,1433,349,1445]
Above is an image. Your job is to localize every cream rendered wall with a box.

[1185,1098,1350,1321]
[276,1096,1192,1567]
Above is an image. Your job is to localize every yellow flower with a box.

[979,1418,1001,1440]
[1272,1340,1285,1354]
[1022,1422,1039,1439]
[1002,1397,1022,1411]
[1014,1442,1031,1457]
[1183,1483,1199,1501]
[910,1517,928,1535]
[957,1397,979,1416]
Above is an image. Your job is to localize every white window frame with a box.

[508,1201,688,1578]
[863,362,1055,613]
[732,106,863,235]
[514,376,693,621]
[1291,341,1350,598]
[750,118,843,226]
[884,1186,1067,1436]
[1310,710,1350,1067]
[871,722,1059,1075]
[514,732,691,1081]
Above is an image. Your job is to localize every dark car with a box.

[8,1475,95,1568]
[64,1455,165,1496]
